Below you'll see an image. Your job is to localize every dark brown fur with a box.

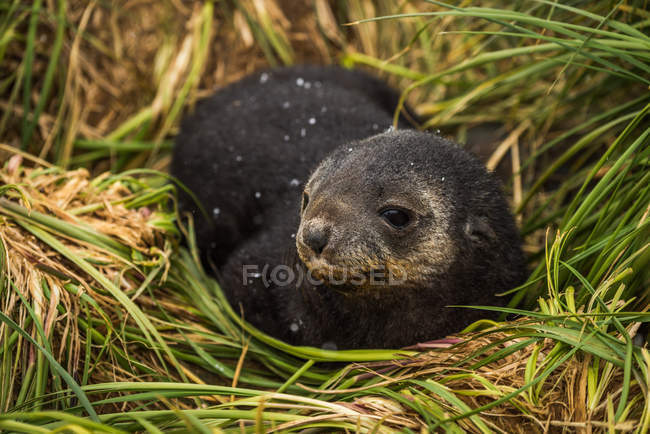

[173,66,526,349]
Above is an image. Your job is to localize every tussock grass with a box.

[0,0,648,432]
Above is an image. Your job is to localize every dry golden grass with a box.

[314,331,641,433]
[0,151,173,390]
[3,0,338,164]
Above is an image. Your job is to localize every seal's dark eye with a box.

[301,192,309,212]
[381,208,411,229]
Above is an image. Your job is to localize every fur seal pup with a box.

[172,66,526,349]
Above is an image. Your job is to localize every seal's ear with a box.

[464,215,496,243]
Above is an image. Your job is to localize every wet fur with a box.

[173,66,526,349]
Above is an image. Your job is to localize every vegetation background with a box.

[0,0,648,432]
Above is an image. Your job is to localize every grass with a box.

[0,0,648,432]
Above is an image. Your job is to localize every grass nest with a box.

[0,152,644,432]
[1,0,649,432]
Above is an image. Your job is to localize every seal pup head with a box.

[296,129,521,293]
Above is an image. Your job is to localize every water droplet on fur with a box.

[290,233,295,238]
[304,81,312,89]
[348,147,353,152]
[284,135,290,141]
[213,207,221,217]
[308,117,316,125]
[372,123,379,130]
[254,191,262,199]
[441,177,445,182]
[259,72,269,83]
[436,129,441,134]
[289,178,300,187]
[322,341,337,350]
[410,162,414,166]
[235,155,243,162]
[296,77,304,86]
[290,322,299,332]
[282,101,290,109]
[300,128,306,137]
[386,125,395,133]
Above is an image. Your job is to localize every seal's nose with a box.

[303,226,330,255]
